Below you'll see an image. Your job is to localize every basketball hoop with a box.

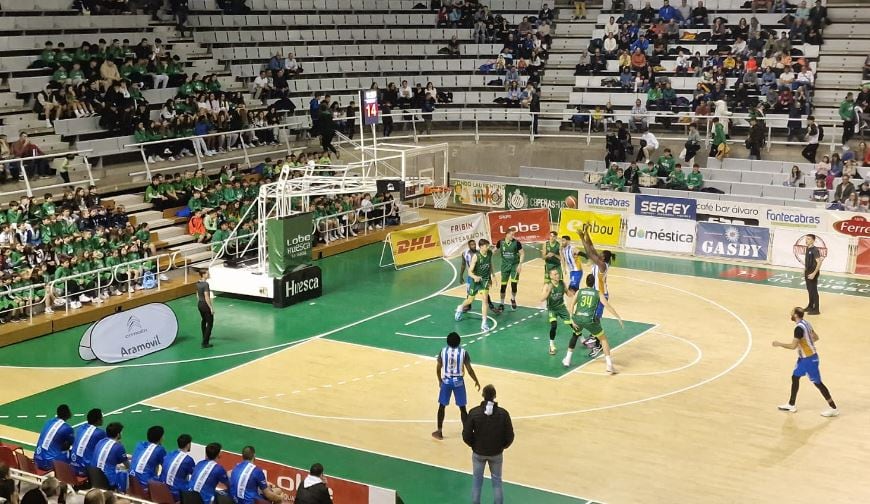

[425,186,452,209]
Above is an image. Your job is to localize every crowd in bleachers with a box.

[2,404,335,504]
[0,183,169,321]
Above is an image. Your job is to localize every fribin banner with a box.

[267,212,313,278]
[389,224,444,266]
[437,213,490,256]
[694,222,770,261]
[771,229,851,273]
[557,209,622,246]
[625,215,696,253]
[452,179,506,208]
[505,184,577,222]
[635,194,697,220]
[79,303,178,364]
[487,208,551,243]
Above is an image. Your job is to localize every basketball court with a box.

[1,211,869,503]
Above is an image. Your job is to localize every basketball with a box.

[565,195,577,208]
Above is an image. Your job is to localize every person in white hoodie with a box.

[294,463,332,504]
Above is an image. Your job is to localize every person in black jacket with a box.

[294,463,332,504]
[462,385,514,504]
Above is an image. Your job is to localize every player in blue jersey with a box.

[229,446,285,504]
[34,404,75,471]
[70,408,106,476]
[93,422,129,491]
[189,442,229,504]
[432,332,481,440]
[160,434,196,500]
[773,307,839,417]
[560,235,585,291]
[130,425,167,489]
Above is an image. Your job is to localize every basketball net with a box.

[425,186,452,209]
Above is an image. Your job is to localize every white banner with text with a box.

[79,303,178,364]
[625,215,696,254]
[437,213,490,257]
[771,229,851,273]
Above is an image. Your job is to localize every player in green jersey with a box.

[542,231,561,280]
[541,268,572,355]
[564,274,624,373]
[455,239,498,332]
[496,227,525,312]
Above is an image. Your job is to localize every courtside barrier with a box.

[452,178,869,275]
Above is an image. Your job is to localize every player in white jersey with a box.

[580,227,615,320]
[432,332,481,440]
[560,235,585,290]
[772,307,839,417]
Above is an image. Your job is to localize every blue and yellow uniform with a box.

[229,460,268,504]
[562,243,583,290]
[591,262,609,319]
[793,319,821,383]
[438,346,468,407]
[70,424,106,475]
[160,449,196,500]
[33,416,74,471]
[189,459,229,504]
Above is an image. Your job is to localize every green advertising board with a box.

[505,184,576,222]
[267,212,314,277]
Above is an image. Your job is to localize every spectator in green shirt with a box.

[210,221,231,253]
[710,117,728,159]
[666,164,689,190]
[839,92,855,145]
[51,66,69,85]
[602,167,626,191]
[55,43,73,66]
[34,42,56,68]
[686,164,704,190]
[656,148,676,176]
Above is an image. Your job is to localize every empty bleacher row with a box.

[188,0,540,12]
[190,12,528,29]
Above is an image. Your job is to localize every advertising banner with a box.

[625,215,696,253]
[452,179,506,208]
[505,184,577,222]
[193,445,395,504]
[635,194,697,220]
[771,229,851,273]
[267,212,313,278]
[437,213,490,257]
[577,190,633,214]
[389,224,444,266]
[487,208,550,243]
[856,238,870,276]
[557,209,622,246]
[694,198,762,226]
[272,265,322,308]
[79,303,178,363]
[764,206,828,230]
[832,214,870,238]
[694,222,770,261]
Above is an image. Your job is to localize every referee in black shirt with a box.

[197,270,215,347]
[804,234,823,315]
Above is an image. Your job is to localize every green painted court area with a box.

[326,294,654,378]
[2,242,868,503]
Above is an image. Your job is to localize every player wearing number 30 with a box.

[564,274,624,374]
[496,227,524,312]
[541,268,572,356]
[542,231,561,280]
[432,332,481,440]
[455,239,498,332]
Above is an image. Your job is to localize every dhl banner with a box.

[558,209,622,246]
[389,224,444,266]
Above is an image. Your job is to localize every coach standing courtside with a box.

[804,234,823,315]
[197,270,215,348]
[462,385,514,504]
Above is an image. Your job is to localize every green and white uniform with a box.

[571,287,604,336]
[497,238,522,283]
[546,280,571,323]
[543,239,561,279]
[467,249,493,297]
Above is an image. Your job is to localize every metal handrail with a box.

[0,148,95,198]
[313,198,396,244]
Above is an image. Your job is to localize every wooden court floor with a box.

[1,227,869,502]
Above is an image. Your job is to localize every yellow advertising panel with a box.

[557,209,622,246]
[389,224,444,266]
